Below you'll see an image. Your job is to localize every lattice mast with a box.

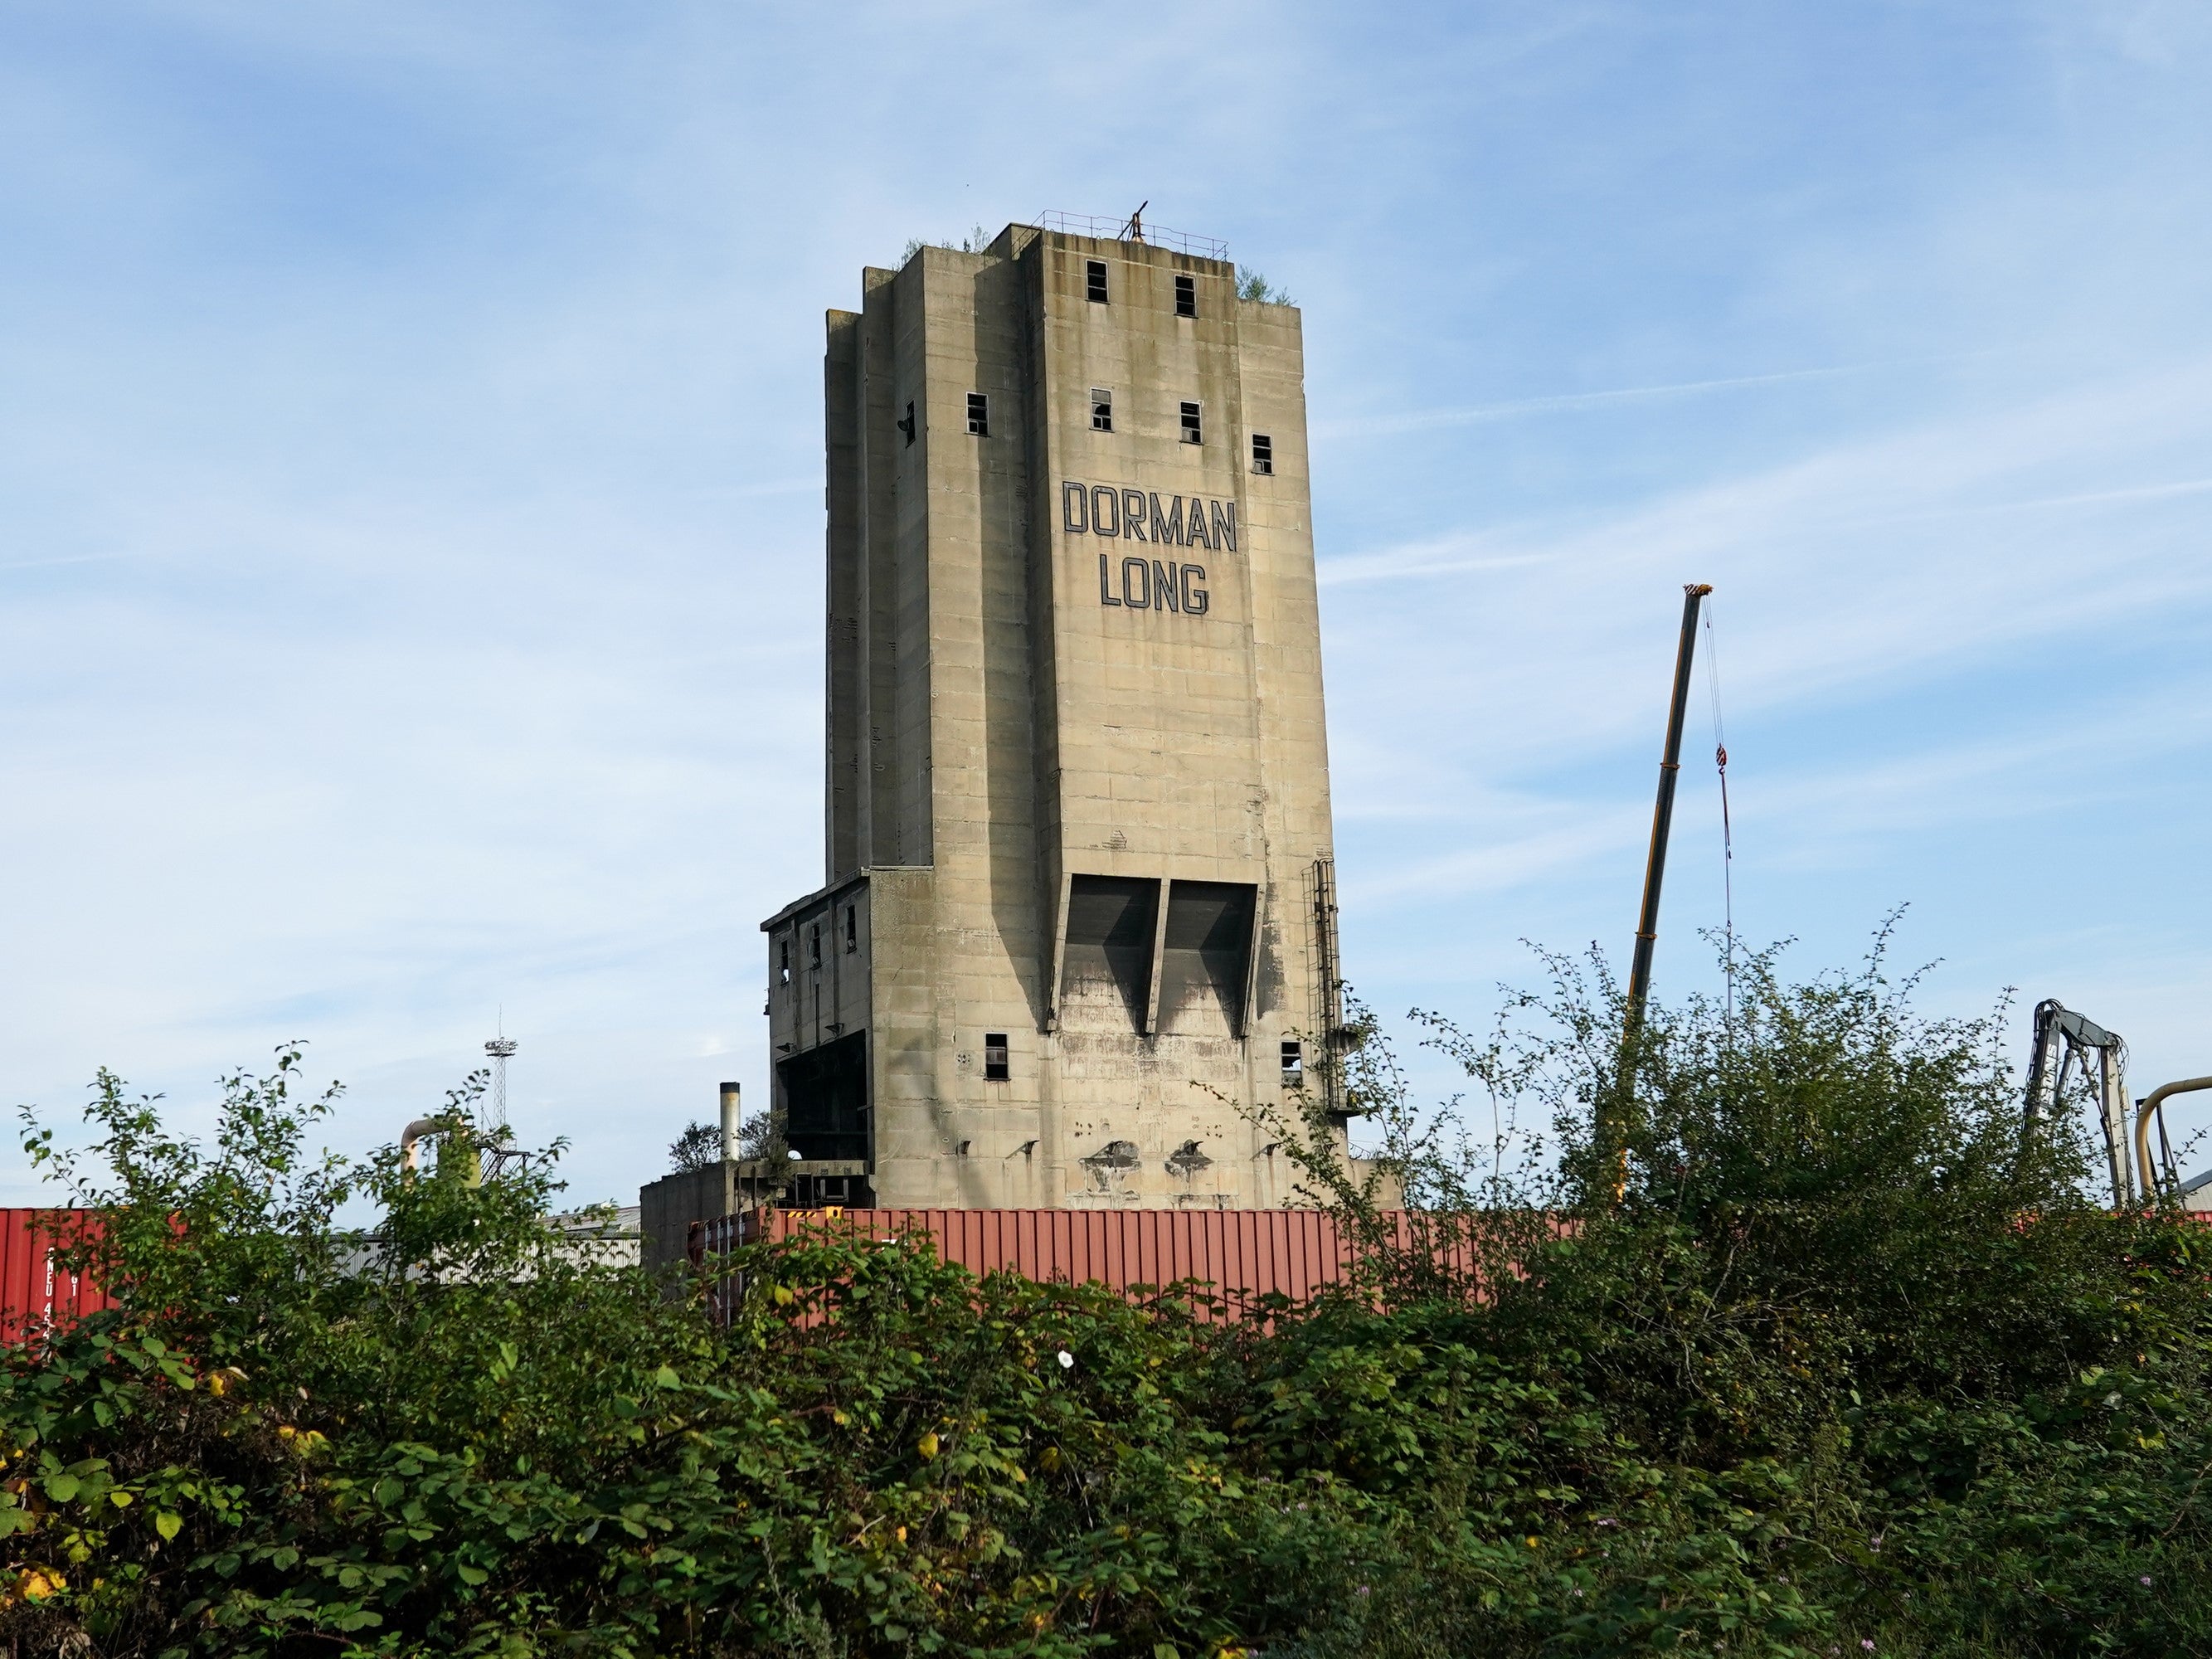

[484,1036,518,1138]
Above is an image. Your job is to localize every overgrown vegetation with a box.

[902,227,997,263]
[668,1114,774,1173]
[1234,270,1291,304]
[892,232,1293,307]
[6,933,2210,1656]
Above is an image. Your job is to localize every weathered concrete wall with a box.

[637,1165,731,1274]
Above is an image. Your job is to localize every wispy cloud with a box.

[692,477,819,499]
[1345,674,2212,908]
[1345,810,1646,905]
[1316,356,2212,805]
[1981,476,2212,514]
[1313,361,1915,440]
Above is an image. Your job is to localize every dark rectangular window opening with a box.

[984,1033,1009,1082]
[1090,387,1113,432]
[1252,433,1274,475]
[778,1029,869,1164]
[1174,274,1196,318]
[809,922,822,969]
[966,392,989,436]
[843,905,858,953]
[1179,401,1203,445]
[778,937,790,985]
[1086,259,1109,303]
[1281,1039,1304,1082]
[898,401,916,445]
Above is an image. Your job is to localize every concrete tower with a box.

[761,216,1344,1209]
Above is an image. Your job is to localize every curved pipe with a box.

[2135,1078,2212,1204]
[401,1117,440,1174]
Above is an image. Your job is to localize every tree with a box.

[666,1112,773,1171]
[1236,269,1293,304]
[666,1120,719,1170]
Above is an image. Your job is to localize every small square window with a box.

[1086,259,1108,304]
[1281,1039,1303,1082]
[843,905,858,952]
[1179,401,1203,445]
[966,392,989,437]
[1252,433,1274,475]
[1174,274,1196,318]
[1090,387,1113,432]
[898,401,916,446]
[984,1033,1009,1082]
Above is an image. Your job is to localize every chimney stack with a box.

[718,1081,741,1165]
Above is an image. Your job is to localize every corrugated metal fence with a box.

[695,1207,1480,1321]
[2,1209,115,1344]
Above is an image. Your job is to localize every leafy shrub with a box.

[6,936,2210,1656]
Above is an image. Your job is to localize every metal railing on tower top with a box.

[1034,211,1229,261]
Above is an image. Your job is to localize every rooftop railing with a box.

[1034,211,1229,262]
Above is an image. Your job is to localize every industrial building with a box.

[751,215,1349,1212]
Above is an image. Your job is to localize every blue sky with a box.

[6,1,2210,1207]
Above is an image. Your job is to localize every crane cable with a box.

[1702,601,1735,1024]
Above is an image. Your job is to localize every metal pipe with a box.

[2100,1047,2133,1206]
[1626,583,1714,1024]
[2135,1076,2212,1204]
[400,1117,439,1174]
[719,1081,742,1165]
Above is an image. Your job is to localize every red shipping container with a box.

[694,1207,1483,1321]
[2,1209,115,1345]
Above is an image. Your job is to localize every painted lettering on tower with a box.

[1062,480,1237,551]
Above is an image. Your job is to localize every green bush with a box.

[5,937,2210,1656]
